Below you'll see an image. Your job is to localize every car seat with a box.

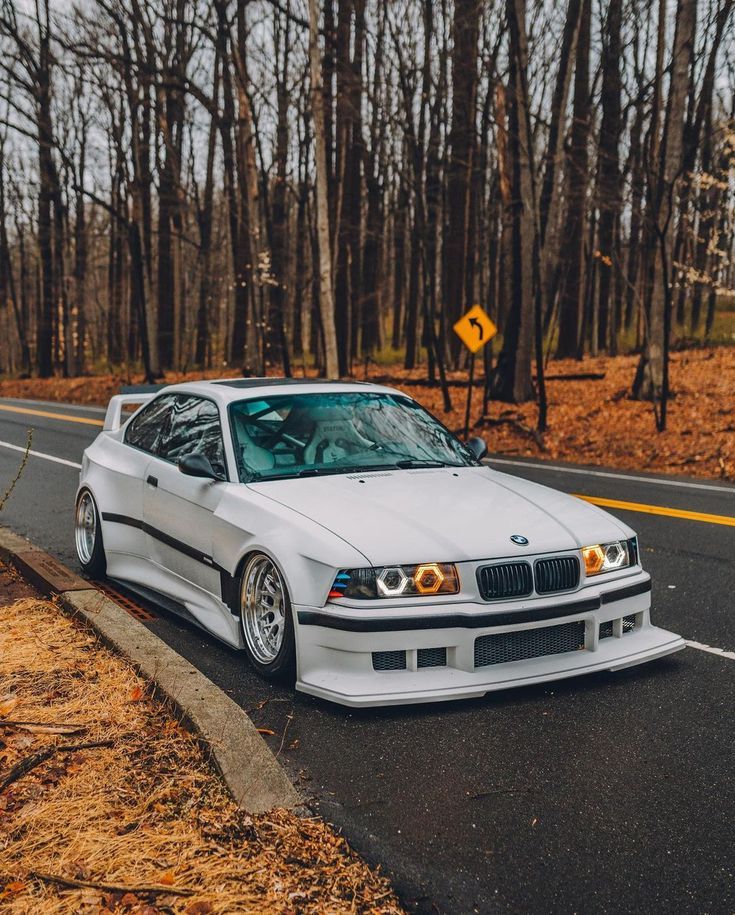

[303,420,373,465]
[232,414,276,473]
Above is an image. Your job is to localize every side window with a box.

[158,396,227,478]
[124,395,176,455]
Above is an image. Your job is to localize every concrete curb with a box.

[0,526,301,814]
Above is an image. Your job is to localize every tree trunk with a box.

[443,0,480,365]
[37,43,55,377]
[633,0,696,402]
[491,0,536,403]
[266,10,292,375]
[556,0,590,359]
[74,135,88,375]
[195,60,219,368]
[308,0,339,378]
[596,0,622,353]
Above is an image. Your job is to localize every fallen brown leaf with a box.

[185,901,213,914]
[0,696,19,716]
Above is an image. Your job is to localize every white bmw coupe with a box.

[75,378,684,706]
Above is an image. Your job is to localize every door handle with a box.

[146,475,158,488]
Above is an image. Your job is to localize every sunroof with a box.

[212,377,368,388]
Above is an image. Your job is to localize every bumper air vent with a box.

[535,556,580,594]
[372,650,406,671]
[475,621,586,667]
[600,615,639,640]
[417,647,447,668]
[477,562,533,601]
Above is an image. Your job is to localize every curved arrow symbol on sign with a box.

[469,316,484,341]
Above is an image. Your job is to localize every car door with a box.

[142,395,227,597]
[105,393,178,560]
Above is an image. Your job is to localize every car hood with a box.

[248,466,631,566]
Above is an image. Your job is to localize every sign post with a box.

[452,305,497,440]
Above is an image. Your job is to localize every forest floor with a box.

[0,561,402,914]
[0,346,733,482]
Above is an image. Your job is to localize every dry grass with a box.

[0,598,403,915]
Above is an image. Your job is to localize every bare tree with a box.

[308,0,339,378]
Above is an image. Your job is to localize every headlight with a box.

[329,563,459,599]
[582,538,638,576]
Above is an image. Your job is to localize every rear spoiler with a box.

[103,392,158,431]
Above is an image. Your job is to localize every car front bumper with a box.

[293,572,685,707]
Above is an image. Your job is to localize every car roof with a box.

[121,377,405,405]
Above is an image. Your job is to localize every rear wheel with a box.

[239,553,296,681]
[74,489,107,577]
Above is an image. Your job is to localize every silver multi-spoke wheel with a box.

[75,491,97,565]
[241,554,287,664]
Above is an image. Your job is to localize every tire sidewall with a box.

[239,553,296,681]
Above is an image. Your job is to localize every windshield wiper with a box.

[248,461,460,482]
[247,464,399,482]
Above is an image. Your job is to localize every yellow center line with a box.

[575,494,735,527]
[0,403,104,427]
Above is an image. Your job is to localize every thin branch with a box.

[31,872,195,897]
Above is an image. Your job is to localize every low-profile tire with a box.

[239,552,296,681]
[74,489,107,578]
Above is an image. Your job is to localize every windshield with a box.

[229,391,475,482]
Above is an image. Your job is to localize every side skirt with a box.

[109,577,244,651]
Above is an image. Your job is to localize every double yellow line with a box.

[574,494,735,527]
[0,403,103,427]
[1,401,733,527]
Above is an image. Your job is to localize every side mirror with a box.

[179,453,219,480]
[466,436,488,462]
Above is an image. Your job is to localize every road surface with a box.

[0,396,733,914]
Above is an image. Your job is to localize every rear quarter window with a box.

[124,395,176,455]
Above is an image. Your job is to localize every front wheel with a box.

[74,489,107,577]
[239,553,296,681]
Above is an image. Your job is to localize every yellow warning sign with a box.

[453,305,497,354]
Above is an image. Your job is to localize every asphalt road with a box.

[1,396,733,914]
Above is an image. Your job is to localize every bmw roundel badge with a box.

[510,534,529,545]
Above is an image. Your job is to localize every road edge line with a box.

[0,525,302,815]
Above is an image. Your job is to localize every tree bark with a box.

[443,0,480,365]
[596,0,622,353]
[633,0,696,402]
[490,0,536,403]
[556,0,590,359]
[308,0,339,378]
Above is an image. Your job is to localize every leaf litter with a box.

[0,598,403,914]
[0,347,731,480]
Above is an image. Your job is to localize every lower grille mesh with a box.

[475,621,586,667]
[417,647,447,668]
[623,614,637,632]
[372,650,406,671]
